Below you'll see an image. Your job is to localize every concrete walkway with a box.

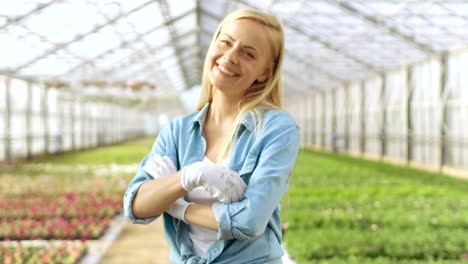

[100,218,171,264]
[99,218,296,264]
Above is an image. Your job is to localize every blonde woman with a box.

[124,9,300,264]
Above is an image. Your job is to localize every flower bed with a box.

[0,192,122,240]
[0,192,122,219]
[0,137,151,263]
[0,216,112,240]
[0,242,87,264]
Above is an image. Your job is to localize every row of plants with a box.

[0,216,112,240]
[0,192,122,219]
[285,197,468,229]
[0,137,153,263]
[282,148,468,263]
[293,256,468,264]
[0,242,87,264]
[0,192,122,240]
[284,227,467,260]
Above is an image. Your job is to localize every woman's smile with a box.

[216,64,239,77]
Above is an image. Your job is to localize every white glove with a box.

[181,161,247,204]
[142,155,193,222]
[166,198,193,223]
[143,155,177,179]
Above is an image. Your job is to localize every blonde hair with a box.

[195,9,285,163]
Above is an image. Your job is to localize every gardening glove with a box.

[181,161,247,204]
[166,197,193,223]
[142,155,176,179]
[142,155,193,222]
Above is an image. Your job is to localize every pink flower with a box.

[42,254,50,262]
[4,253,13,264]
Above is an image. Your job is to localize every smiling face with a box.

[207,18,273,99]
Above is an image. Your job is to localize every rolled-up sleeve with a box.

[213,123,300,240]
[124,186,155,224]
[123,123,177,224]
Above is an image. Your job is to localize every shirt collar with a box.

[189,102,210,132]
[189,102,257,132]
[240,111,255,132]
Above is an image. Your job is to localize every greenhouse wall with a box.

[348,82,361,154]
[0,76,151,162]
[289,50,468,174]
[385,69,407,162]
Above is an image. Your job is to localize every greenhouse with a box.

[1,0,467,263]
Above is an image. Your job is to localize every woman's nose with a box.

[224,48,238,64]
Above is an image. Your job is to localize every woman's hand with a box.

[143,155,192,222]
[181,161,247,204]
[142,155,177,179]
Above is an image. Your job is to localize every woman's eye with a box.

[243,51,254,58]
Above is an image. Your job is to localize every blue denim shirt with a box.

[124,103,300,264]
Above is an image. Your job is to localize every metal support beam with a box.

[195,0,203,83]
[0,0,62,30]
[233,0,377,72]
[42,85,49,154]
[438,4,468,45]
[321,92,326,148]
[306,94,313,146]
[301,96,307,145]
[58,92,65,153]
[439,53,450,169]
[81,101,86,148]
[26,82,33,159]
[286,51,345,83]
[199,8,222,25]
[63,9,195,78]
[115,49,199,85]
[96,40,196,80]
[159,0,191,89]
[311,94,316,146]
[285,20,377,73]
[117,106,122,142]
[380,74,387,159]
[12,0,155,73]
[327,0,434,55]
[94,13,156,77]
[282,67,320,90]
[406,66,414,163]
[359,81,366,154]
[266,0,282,11]
[70,97,76,151]
[4,78,12,161]
[331,89,338,152]
[106,104,111,144]
[222,0,232,16]
[90,102,96,146]
[344,84,350,151]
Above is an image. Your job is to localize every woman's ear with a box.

[257,67,270,82]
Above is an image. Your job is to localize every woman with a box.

[124,9,300,264]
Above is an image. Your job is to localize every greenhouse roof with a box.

[2,0,468,94]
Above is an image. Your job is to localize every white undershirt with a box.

[185,157,223,256]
